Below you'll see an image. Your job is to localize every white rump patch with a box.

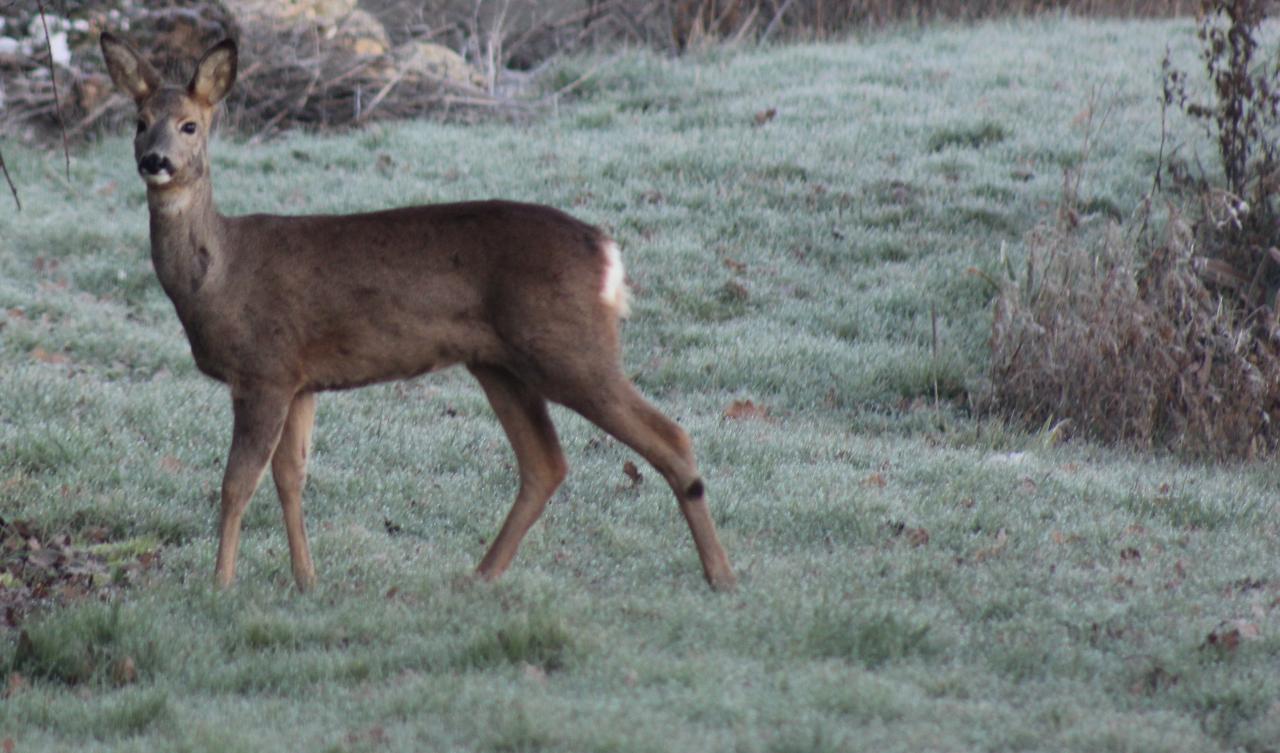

[600,240,631,318]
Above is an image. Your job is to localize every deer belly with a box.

[298,321,487,391]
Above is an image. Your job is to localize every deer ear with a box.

[100,33,162,104]
[189,39,238,106]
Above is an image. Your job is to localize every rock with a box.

[394,41,484,89]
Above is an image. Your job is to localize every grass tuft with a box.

[9,601,160,686]
[460,607,581,673]
[804,609,936,669]
[927,121,1009,152]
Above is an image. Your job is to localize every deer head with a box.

[100,33,237,191]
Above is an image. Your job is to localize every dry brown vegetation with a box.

[986,0,1280,460]
[986,211,1280,460]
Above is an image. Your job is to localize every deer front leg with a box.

[213,387,293,589]
[272,392,318,591]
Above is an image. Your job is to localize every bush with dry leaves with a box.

[986,211,1280,459]
[985,0,1280,460]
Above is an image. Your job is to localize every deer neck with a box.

[146,178,223,306]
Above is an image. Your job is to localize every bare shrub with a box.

[1162,0,1280,315]
[987,212,1280,459]
[986,0,1280,460]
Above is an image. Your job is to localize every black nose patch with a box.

[138,154,174,176]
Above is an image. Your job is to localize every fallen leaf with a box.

[720,280,750,301]
[723,399,768,421]
[861,472,887,488]
[30,346,69,365]
[1204,626,1241,653]
[753,107,777,126]
[111,656,137,686]
[622,460,642,486]
[907,528,930,547]
[4,673,25,699]
[973,528,1009,563]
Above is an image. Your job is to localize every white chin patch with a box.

[142,172,173,187]
[600,240,631,318]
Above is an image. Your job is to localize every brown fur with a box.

[100,33,736,592]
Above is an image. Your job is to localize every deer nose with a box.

[138,153,173,176]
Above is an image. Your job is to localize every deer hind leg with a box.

[468,365,569,582]
[213,387,293,589]
[568,376,736,591]
[272,392,318,592]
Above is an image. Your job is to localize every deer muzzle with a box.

[138,153,176,186]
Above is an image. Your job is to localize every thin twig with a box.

[36,0,70,180]
[0,146,21,210]
[535,52,622,105]
[760,0,797,45]
[67,93,127,139]
[353,70,405,124]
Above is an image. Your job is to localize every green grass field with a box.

[3,17,1280,752]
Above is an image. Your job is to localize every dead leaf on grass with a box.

[4,673,26,699]
[861,472,887,488]
[30,346,69,365]
[622,460,642,487]
[724,399,769,421]
[111,656,137,687]
[973,528,1009,563]
[720,280,750,301]
[753,107,777,126]
[1203,620,1260,654]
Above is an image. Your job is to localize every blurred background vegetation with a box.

[1,0,1200,140]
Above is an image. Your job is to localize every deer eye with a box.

[180,122,198,135]
[136,119,147,134]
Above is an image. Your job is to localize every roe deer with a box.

[100,33,736,592]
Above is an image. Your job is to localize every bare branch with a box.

[0,146,21,211]
[36,0,70,180]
